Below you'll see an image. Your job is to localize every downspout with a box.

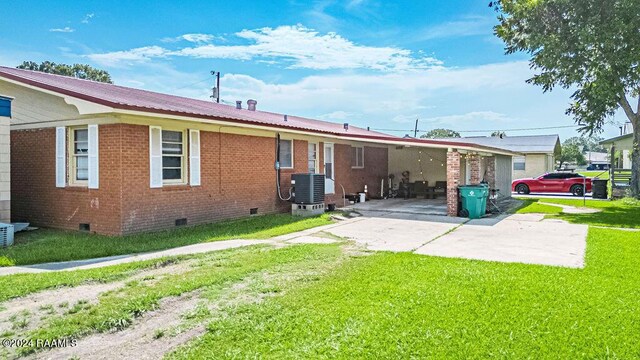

[275,133,292,201]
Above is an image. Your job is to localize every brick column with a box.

[484,156,496,188]
[468,153,481,184]
[446,150,461,216]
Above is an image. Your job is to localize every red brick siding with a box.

[323,143,388,204]
[11,126,123,234]
[468,154,481,184]
[446,151,461,216]
[12,124,389,235]
[119,127,309,234]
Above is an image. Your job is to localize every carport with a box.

[340,137,518,217]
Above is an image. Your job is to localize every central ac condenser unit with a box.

[291,173,325,204]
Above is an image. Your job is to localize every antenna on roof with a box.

[210,70,220,103]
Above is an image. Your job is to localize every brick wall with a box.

[321,143,388,205]
[119,126,309,234]
[11,126,123,234]
[483,156,496,188]
[446,151,461,216]
[468,154,481,184]
[12,124,387,235]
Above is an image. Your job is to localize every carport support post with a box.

[446,149,461,216]
[469,153,481,184]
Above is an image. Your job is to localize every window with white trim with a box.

[279,139,293,168]
[70,128,89,184]
[513,156,526,171]
[351,146,364,168]
[308,143,317,173]
[162,130,186,182]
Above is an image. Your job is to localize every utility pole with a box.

[414,118,419,138]
[210,71,220,103]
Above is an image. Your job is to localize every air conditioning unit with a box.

[0,223,15,247]
[291,173,325,204]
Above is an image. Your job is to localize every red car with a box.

[512,173,592,196]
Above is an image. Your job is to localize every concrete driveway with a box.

[324,211,588,268]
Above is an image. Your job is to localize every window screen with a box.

[73,128,89,181]
[513,156,525,171]
[352,146,364,168]
[279,139,293,168]
[162,130,184,181]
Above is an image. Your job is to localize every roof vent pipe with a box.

[344,123,349,131]
[247,99,257,111]
[284,114,288,122]
[236,101,242,110]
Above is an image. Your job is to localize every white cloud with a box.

[423,111,516,125]
[318,111,356,121]
[49,27,75,33]
[212,61,583,137]
[161,33,220,43]
[88,25,442,71]
[81,13,95,24]
[87,46,168,66]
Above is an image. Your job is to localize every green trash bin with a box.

[458,184,489,219]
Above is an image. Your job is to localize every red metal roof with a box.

[0,66,518,155]
[0,66,390,137]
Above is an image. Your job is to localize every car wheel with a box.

[571,184,584,196]
[516,184,530,194]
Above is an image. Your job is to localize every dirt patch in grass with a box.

[26,292,204,360]
[0,260,195,343]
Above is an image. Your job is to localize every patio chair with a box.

[487,188,501,214]
[413,181,428,198]
[434,181,447,198]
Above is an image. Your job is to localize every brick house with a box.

[0,67,517,235]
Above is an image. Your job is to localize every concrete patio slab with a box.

[342,198,448,215]
[415,214,588,268]
[325,216,461,252]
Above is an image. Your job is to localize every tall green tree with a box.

[421,128,461,139]
[17,61,112,83]
[493,0,640,197]
[558,142,587,169]
[564,135,606,153]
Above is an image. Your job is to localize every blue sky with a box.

[0,0,625,139]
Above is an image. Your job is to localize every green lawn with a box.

[578,170,610,179]
[515,200,562,214]
[2,199,639,358]
[167,227,640,359]
[0,214,333,267]
[516,197,640,229]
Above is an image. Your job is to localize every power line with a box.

[173,77,212,91]
[372,124,580,133]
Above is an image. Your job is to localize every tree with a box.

[490,131,506,138]
[563,136,606,153]
[558,143,587,169]
[17,61,112,83]
[421,128,461,139]
[492,0,640,197]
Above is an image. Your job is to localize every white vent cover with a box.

[0,223,14,247]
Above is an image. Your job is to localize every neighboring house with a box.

[438,135,561,179]
[600,123,633,169]
[0,95,11,223]
[583,151,609,170]
[0,67,517,235]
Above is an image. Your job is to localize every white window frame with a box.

[279,139,294,169]
[351,146,364,169]
[308,142,319,173]
[513,156,526,171]
[161,129,187,185]
[68,126,89,186]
